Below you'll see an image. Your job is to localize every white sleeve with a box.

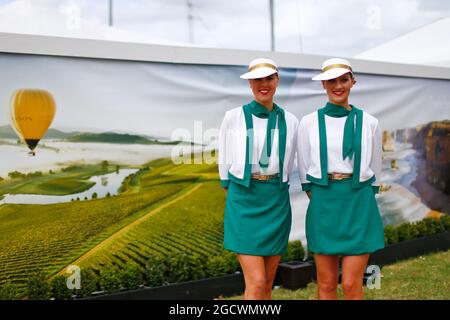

[371,120,382,192]
[218,111,232,188]
[297,117,311,191]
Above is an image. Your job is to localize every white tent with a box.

[355,18,450,68]
[0,0,191,47]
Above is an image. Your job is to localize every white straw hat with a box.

[240,58,278,79]
[312,58,353,81]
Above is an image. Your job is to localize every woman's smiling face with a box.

[248,74,279,107]
[322,72,356,106]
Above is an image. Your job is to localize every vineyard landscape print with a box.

[0,125,228,297]
[0,53,449,299]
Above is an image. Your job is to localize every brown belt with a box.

[251,173,280,181]
[328,173,353,180]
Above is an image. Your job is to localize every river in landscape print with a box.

[0,168,139,205]
[0,139,175,177]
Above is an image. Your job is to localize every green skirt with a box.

[306,179,385,255]
[224,179,291,256]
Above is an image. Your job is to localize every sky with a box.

[0,0,449,57]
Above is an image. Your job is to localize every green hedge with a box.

[97,263,144,293]
[50,275,73,300]
[281,240,305,262]
[0,281,19,300]
[27,271,52,300]
[384,215,450,245]
[99,265,123,294]
[143,251,240,288]
[205,251,240,278]
[75,267,100,298]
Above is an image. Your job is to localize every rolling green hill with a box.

[0,125,73,139]
[0,125,15,139]
[0,125,179,145]
[66,132,178,145]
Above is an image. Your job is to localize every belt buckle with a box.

[252,174,276,181]
[331,173,344,180]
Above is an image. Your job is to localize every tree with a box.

[92,192,98,199]
[8,171,25,179]
[101,160,109,170]
[26,171,42,178]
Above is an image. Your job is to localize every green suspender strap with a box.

[243,104,254,187]
[306,107,329,186]
[275,105,287,189]
[227,103,253,188]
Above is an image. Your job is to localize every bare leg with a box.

[341,254,370,300]
[314,254,339,300]
[262,255,281,299]
[237,254,267,300]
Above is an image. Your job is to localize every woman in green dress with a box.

[218,58,299,299]
[297,58,385,300]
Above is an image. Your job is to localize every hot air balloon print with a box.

[9,89,56,156]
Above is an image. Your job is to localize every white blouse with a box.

[324,115,354,174]
[251,115,280,175]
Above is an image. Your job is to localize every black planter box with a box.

[369,231,450,267]
[277,261,314,290]
[85,273,244,300]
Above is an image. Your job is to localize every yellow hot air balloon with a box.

[9,89,56,156]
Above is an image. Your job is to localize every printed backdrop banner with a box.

[0,53,449,290]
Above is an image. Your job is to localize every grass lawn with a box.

[226,249,450,300]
